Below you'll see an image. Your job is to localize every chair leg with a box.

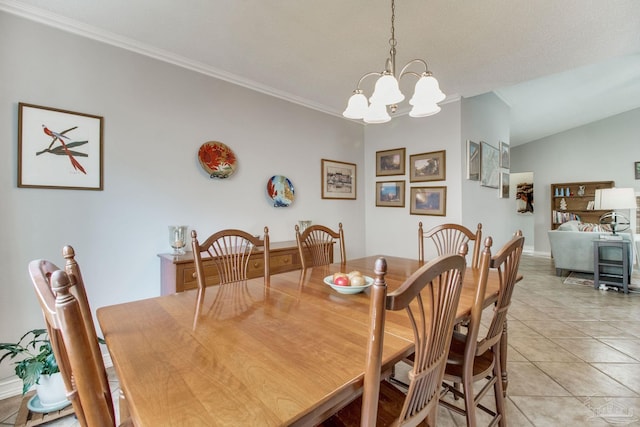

[500,321,509,397]
[493,351,507,427]
[463,376,477,427]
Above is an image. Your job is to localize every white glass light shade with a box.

[363,102,391,124]
[369,74,405,105]
[594,188,637,210]
[409,102,441,117]
[342,93,369,119]
[409,75,446,105]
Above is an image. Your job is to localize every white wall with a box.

[0,12,365,388]
[460,93,516,251]
[363,101,463,261]
[511,108,640,255]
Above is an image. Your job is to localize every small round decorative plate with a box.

[198,141,237,179]
[267,175,295,207]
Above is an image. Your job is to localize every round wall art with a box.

[267,175,295,207]
[198,141,237,179]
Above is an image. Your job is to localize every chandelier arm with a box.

[399,59,429,79]
[399,71,422,81]
[355,71,384,91]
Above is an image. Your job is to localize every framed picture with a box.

[467,140,479,181]
[635,162,640,180]
[376,181,405,207]
[500,172,510,199]
[376,148,405,176]
[410,186,446,216]
[18,103,103,190]
[321,159,356,199]
[480,141,499,189]
[499,141,510,169]
[409,150,446,182]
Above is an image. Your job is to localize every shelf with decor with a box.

[550,181,614,230]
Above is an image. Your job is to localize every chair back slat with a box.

[361,250,467,427]
[28,246,116,427]
[295,223,346,269]
[419,222,482,268]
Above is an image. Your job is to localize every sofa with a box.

[547,220,634,276]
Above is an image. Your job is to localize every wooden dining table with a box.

[97,255,503,427]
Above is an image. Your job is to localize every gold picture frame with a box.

[321,159,356,199]
[18,103,104,190]
[376,147,405,176]
[410,186,446,216]
[376,181,405,207]
[409,150,446,182]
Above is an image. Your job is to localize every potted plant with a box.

[0,328,68,408]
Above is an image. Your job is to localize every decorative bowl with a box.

[323,275,374,294]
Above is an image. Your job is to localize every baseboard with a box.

[0,349,113,400]
[0,377,23,400]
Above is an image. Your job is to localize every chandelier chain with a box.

[389,0,397,48]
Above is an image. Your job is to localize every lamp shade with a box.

[369,74,405,105]
[342,93,369,119]
[409,102,441,117]
[594,188,637,210]
[409,75,446,105]
[363,102,391,124]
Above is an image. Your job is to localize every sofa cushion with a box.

[577,223,612,232]
[557,220,580,231]
[557,220,613,232]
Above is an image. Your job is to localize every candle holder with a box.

[168,225,188,255]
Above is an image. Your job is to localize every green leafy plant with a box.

[0,328,59,394]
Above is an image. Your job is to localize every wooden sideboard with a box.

[158,240,312,295]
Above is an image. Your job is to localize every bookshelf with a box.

[550,181,614,230]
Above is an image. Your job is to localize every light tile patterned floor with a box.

[1,254,639,426]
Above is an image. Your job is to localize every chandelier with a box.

[343,0,446,124]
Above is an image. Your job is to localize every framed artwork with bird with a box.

[18,103,103,190]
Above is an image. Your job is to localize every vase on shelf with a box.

[578,185,585,196]
[168,225,188,255]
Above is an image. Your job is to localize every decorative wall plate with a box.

[267,175,295,207]
[198,141,237,179]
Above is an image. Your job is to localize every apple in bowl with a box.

[333,275,350,287]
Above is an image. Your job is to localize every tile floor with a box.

[1,254,639,426]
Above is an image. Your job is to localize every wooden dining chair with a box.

[191,227,270,327]
[295,222,346,269]
[439,231,524,427]
[319,250,467,427]
[28,246,132,427]
[419,222,482,268]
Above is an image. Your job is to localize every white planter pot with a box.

[36,372,69,408]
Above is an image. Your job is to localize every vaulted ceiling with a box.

[2,0,640,145]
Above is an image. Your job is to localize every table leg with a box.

[500,320,508,397]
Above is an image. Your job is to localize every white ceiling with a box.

[2,0,640,145]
